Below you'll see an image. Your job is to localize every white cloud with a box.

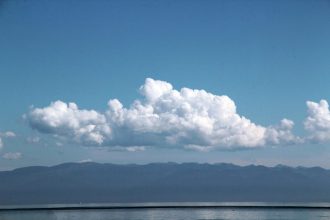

[78,159,93,163]
[0,131,16,150]
[27,136,40,144]
[0,131,16,138]
[26,78,299,151]
[265,119,302,145]
[56,142,63,146]
[126,146,146,152]
[27,101,111,145]
[304,100,330,143]
[2,152,22,160]
[184,145,214,152]
[103,146,146,152]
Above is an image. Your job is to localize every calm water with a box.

[1,208,330,220]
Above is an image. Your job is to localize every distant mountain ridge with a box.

[1,162,330,205]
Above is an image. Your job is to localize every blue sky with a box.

[1,0,330,170]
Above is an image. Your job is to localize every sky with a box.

[1,0,330,170]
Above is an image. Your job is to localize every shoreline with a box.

[2,202,330,211]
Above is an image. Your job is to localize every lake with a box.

[1,204,330,220]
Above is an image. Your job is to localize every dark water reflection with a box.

[1,208,330,220]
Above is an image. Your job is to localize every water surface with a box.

[1,207,330,220]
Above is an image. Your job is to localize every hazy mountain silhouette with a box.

[1,162,330,205]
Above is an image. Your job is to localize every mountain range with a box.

[1,162,330,205]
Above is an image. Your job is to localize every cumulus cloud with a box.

[2,152,22,160]
[265,119,302,145]
[27,101,111,145]
[26,78,299,151]
[304,100,330,143]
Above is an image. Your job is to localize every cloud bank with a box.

[26,78,329,151]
